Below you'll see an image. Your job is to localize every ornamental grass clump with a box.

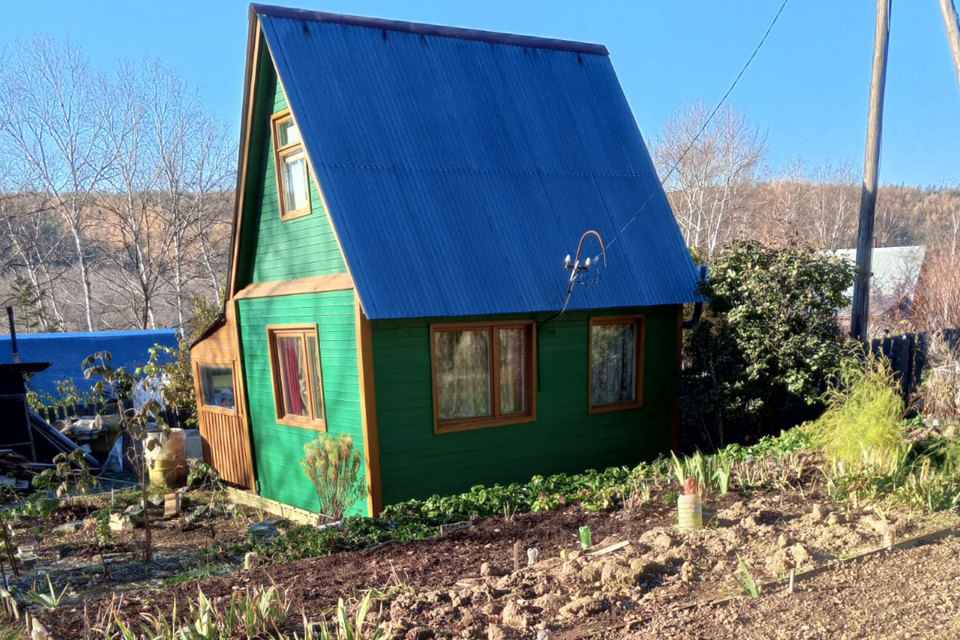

[806,349,905,467]
[916,331,960,421]
[302,433,365,522]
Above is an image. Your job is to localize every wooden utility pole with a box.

[938,0,960,93]
[851,0,892,342]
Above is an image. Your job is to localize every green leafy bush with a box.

[681,241,857,448]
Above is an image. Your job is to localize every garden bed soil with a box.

[32,487,960,639]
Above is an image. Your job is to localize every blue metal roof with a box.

[0,330,179,399]
[256,5,700,320]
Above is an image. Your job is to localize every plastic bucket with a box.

[677,494,703,531]
[149,457,187,489]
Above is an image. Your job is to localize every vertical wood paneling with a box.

[198,408,254,489]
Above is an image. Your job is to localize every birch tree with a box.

[2,36,116,331]
[655,103,766,260]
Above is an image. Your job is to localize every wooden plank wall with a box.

[198,407,254,489]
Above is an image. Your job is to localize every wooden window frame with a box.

[196,360,238,417]
[271,110,311,221]
[266,324,327,430]
[430,321,537,434]
[588,315,645,414]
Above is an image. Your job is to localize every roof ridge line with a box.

[251,3,609,56]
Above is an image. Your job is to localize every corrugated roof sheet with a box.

[256,5,700,320]
[831,245,926,316]
[0,330,179,398]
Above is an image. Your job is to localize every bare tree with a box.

[807,162,859,250]
[99,62,171,329]
[654,102,766,260]
[2,36,117,331]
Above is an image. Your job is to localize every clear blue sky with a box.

[3,1,959,187]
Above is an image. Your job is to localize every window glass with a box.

[277,118,300,146]
[591,322,638,406]
[200,365,235,410]
[307,335,324,421]
[435,329,491,420]
[499,328,526,414]
[281,149,309,213]
[277,335,309,417]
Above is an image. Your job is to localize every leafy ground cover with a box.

[17,414,960,639]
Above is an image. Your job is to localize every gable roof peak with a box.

[250,3,608,56]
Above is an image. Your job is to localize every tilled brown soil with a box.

[34,490,960,640]
[625,533,960,639]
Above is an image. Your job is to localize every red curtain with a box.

[282,339,303,415]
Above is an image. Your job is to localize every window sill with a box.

[199,405,239,417]
[588,401,643,415]
[280,207,311,221]
[276,415,327,431]
[435,413,535,435]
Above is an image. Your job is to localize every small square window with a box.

[272,111,311,220]
[199,364,235,411]
[431,322,536,433]
[589,316,644,413]
[268,326,325,429]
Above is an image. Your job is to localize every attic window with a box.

[430,321,536,434]
[272,111,311,220]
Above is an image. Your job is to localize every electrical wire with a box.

[542,0,791,324]
[604,0,791,252]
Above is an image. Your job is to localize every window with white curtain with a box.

[590,316,643,412]
[272,111,311,220]
[431,322,535,432]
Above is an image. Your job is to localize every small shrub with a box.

[806,349,905,466]
[301,433,366,522]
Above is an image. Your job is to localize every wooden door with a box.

[195,360,255,489]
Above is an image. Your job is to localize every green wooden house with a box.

[191,4,700,518]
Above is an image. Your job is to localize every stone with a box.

[52,521,83,535]
[652,532,675,550]
[405,627,434,640]
[480,562,507,578]
[109,513,138,532]
[560,548,582,560]
[148,494,165,508]
[248,521,280,542]
[486,624,516,640]
[558,596,604,617]
[501,600,529,628]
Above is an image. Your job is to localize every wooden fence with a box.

[870,328,960,399]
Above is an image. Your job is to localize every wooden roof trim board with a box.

[234,274,354,300]
[261,29,361,312]
[227,9,263,301]
[251,4,608,56]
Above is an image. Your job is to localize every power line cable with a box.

[603,0,791,252]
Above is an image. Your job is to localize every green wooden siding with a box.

[237,291,365,516]
[236,45,347,288]
[372,306,680,506]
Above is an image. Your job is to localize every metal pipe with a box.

[6,307,19,364]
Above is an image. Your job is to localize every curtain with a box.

[280,336,308,416]
[592,323,637,405]
[499,328,525,414]
[436,330,491,420]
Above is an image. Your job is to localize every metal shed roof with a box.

[0,330,179,399]
[255,5,699,319]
